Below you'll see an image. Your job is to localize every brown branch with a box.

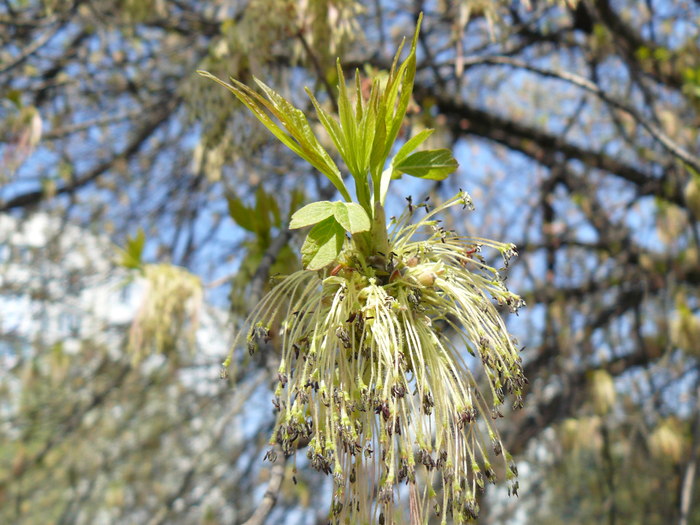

[508,344,653,455]
[241,444,286,525]
[415,86,684,205]
[0,97,178,212]
[0,20,60,75]
[453,55,700,173]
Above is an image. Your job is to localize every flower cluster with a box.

[205,14,526,522]
[231,193,525,523]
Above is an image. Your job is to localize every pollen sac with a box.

[417,271,437,287]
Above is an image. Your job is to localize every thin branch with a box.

[43,108,156,139]
[455,55,700,173]
[415,85,685,206]
[0,97,178,211]
[0,20,60,76]
[297,30,338,112]
[241,444,286,525]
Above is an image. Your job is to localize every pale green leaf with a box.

[382,14,422,162]
[305,88,349,160]
[227,194,255,232]
[332,202,371,233]
[336,60,360,177]
[197,71,351,201]
[289,201,335,229]
[392,129,435,167]
[254,186,271,235]
[300,216,345,270]
[394,149,458,180]
[121,228,145,270]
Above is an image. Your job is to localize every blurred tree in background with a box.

[1,0,700,523]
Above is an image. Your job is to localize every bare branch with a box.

[458,55,700,173]
[0,97,178,212]
[241,444,286,525]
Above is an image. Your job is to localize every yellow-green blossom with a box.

[228,194,524,524]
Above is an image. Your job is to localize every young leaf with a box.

[197,71,351,201]
[332,201,371,233]
[392,129,435,167]
[381,14,422,162]
[266,190,282,228]
[288,188,306,220]
[290,201,335,229]
[121,228,145,270]
[300,216,345,270]
[394,149,458,180]
[305,88,349,160]
[336,60,361,178]
[227,194,256,232]
[254,186,272,236]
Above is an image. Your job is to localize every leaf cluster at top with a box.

[199,13,459,270]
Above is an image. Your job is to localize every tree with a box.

[1,1,699,523]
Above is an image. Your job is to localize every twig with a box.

[0,97,177,211]
[0,20,60,76]
[297,30,338,112]
[457,55,700,173]
[241,444,286,525]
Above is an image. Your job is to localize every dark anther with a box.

[492,439,503,456]
[391,384,406,399]
[375,401,391,421]
[464,500,479,520]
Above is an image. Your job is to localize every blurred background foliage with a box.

[1,0,700,523]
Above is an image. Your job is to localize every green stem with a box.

[371,201,391,259]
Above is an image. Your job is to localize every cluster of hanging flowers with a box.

[202,14,526,524]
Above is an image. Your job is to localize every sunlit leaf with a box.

[332,201,371,233]
[290,201,335,229]
[394,149,458,180]
[121,228,145,269]
[392,128,435,167]
[300,216,345,270]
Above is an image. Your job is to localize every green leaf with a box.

[392,129,435,167]
[121,228,145,269]
[267,190,282,228]
[289,201,335,229]
[305,88,349,160]
[300,216,345,270]
[332,202,371,233]
[254,186,271,235]
[6,89,22,108]
[227,194,255,232]
[288,188,306,220]
[197,71,351,201]
[381,14,422,162]
[394,149,458,180]
[336,60,361,177]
